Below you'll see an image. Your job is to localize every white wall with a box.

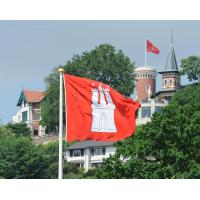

[12,101,31,127]
[12,100,45,137]
[66,145,116,171]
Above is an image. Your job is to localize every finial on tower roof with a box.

[170,30,174,45]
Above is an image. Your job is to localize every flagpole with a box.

[58,67,64,179]
[145,37,147,66]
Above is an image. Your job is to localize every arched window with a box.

[164,79,167,87]
[169,79,173,86]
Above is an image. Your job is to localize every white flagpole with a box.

[145,37,147,66]
[58,67,64,179]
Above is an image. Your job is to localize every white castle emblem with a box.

[91,83,117,132]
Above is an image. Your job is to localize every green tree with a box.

[0,125,92,179]
[6,122,31,137]
[38,141,59,178]
[41,44,135,132]
[39,140,81,179]
[180,56,200,82]
[97,83,200,179]
[0,126,47,178]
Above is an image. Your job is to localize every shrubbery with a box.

[96,83,200,178]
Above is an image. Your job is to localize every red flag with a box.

[64,74,141,142]
[147,40,160,54]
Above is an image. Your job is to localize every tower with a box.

[135,66,157,101]
[157,33,181,101]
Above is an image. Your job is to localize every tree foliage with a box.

[41,44,135,132]
[6,122,31,137]
[0,126,95,179]
[180,56,200,82]
[0,127,46,178]
[96,83,200,178]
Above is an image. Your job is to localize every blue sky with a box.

[0,20,199,124]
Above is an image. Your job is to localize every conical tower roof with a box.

[159,33,179,74]
[165,36,178,71]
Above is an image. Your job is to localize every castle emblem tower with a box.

[91,83,117,132]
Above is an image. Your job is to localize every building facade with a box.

[12,90,46,137]
[135,35,181,125]
[66,141,115,171]
[136,98,166,125]
[134,66,167,125]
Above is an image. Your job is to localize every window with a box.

[164,79,167,87]
[155,106,163,113]
[70,149,84,157]
[22,111,27,122]
[33,111,40,120]
[74,149,81,157]
[33,103,40,109]
[23,101,27,107]
[91,148,94,156]
[142,107,151,118]
[91,148,106,156]
[95,148,102,155]
[169,79,173,86]
[81,149,84,156]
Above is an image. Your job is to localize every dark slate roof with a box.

[159,37,179,74]
[67,140,114,150]
[165,43,178,71]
